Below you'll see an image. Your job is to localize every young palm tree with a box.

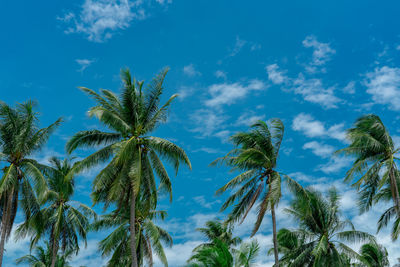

[66,68,191,267]
[233,240,260,267]
[0,101,61,266]
[212,119,301,266]
[91,195,172,267]
[16,157,96,267]
[194,220,241,251]
[338,114,400,216]
[15,241,73,267]
[357,242,389,267]
[279,187,374,266]
[187,239,260,267]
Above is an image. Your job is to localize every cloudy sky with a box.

[2,0,400,266]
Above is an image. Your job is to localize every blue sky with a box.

[2,0,400,265]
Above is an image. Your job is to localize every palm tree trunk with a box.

[271,204,279,267]
[389,166,400,216]
[0,189,14,267]
[50,238,59,267]
[130,188,138,267]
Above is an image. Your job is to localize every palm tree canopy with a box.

[91,202,172,267]
[213,119,301,235]
[15,157,96,255]
[279,187,375,267]
[0,101,62,240]
[16,241,73,267]
[66,68,191,210]
[358,242,389,267]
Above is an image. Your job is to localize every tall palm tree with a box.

[16,241,73,267]
[357,242,389,267]
[0,101,61,266]
[338,114,400,216]
[66,68,191,267]
[91,195,173,267]
[16,157,96,267]
[212,119,301,266]
[279,187,374,266]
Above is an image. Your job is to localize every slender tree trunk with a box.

[271,204,279,267]
[50,232,59,267]
[130,188,138,267]
[0,189,14,267]
[389,166,400,216]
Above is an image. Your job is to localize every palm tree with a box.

[233,240,260,267]
[16,157,96,267]
[187,239,260,267]
[338,114,400,217]
[279,187,374,266]
[212,119,301,266]
[195,220,241,250]
[66,68,191,267]
[16,241,73,267]
[0,101,61,266]
[357,242,389,267]
[91,195,173,267]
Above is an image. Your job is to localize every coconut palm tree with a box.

[15,241,73,267]
[279,187,374,266]
[91,194,172,267]
[212,119,301,266]
[338,114,400,217]
[0,101,61,266]
[194,220,241,251]
[187,239,260,267]
[15,157,96,267]
[233,240,260,267]
[357,242,389,267]
[66,68,191,267]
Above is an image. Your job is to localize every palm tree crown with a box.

[0,101,61,266]
[279,187,375,266]
[66,68,191,267]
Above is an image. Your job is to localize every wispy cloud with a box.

[292,74,340,109]
[365,66,400,110]
[58,0,147,42]
[302,35,336,73]
[205,80,267,108]
[76,58,96,72]
[235,111,265,126]
[292,113,347,142]
[302,141,335,158]
[266,64,289,85]
[183,64,201,77]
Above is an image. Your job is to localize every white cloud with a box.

[288,171,328,184]
[155,0,172,4]
[343,81,356,94]
[235,111,265,126]
[292,113,347,142]
[302,35,335,72]
[215,70,227,79]
[76,58,95,72]
[365,66,400,110]
[193,196,221,209]
[59,0,145,42]
[205,80,267,108]
[292,74,341,109]
[318,156,350,174]
[266,64,289,85]
[190,109,228,137]
[177,86,195,100]
[303,141,335,158]
[183,64,201,77]
[229,36,247,57]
